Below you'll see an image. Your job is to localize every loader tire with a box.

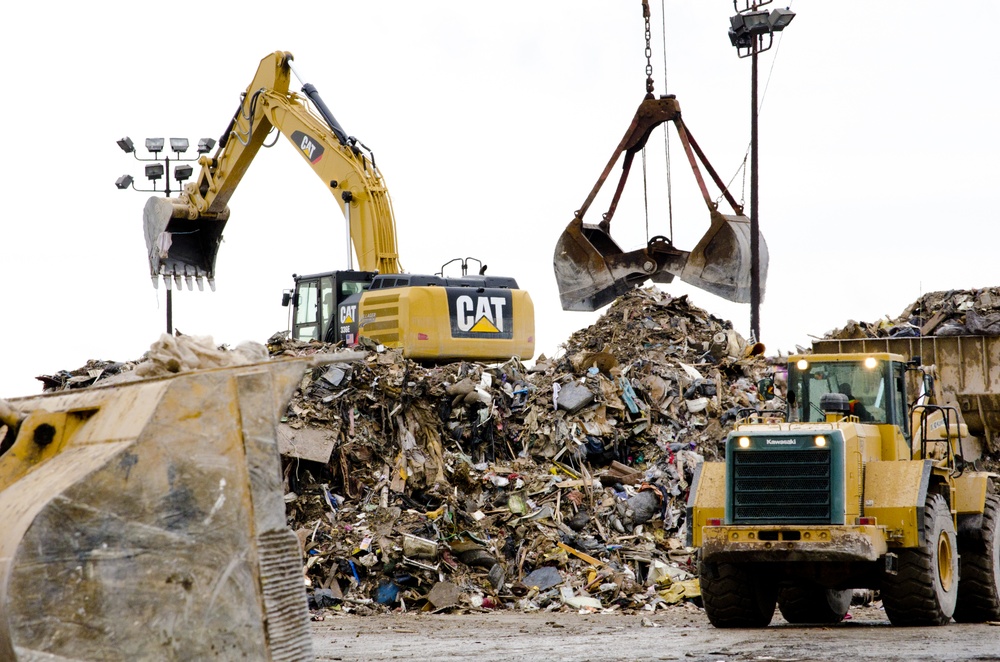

[881,493,958,626]
[699,561,776,628]
[953,494,1000,622]
[777,582,851,624]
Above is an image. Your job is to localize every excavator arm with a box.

[143,51,401,291]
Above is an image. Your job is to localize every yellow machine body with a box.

[0,360,316,661]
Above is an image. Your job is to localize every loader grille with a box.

[731,449,832,523]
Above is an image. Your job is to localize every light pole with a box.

[728,1,794,343]
[116,136,216,334]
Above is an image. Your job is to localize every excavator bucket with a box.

[143,196,228,291]
[0,358,317,661]
[554,216,689,311]
[681,210,768,304]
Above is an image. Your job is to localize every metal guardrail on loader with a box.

[687,350,1000,628]
[0,357,317,661]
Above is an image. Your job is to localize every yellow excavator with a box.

[143,51,533,362]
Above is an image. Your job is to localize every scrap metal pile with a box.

[32,288,771,615]
[268,287,769,614]
[825,288,1000,340]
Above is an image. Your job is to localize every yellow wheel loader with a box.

[0,352,330,660]
[688,351,999,627]
[141,51,533,363]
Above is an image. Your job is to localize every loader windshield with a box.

[788,357,902,426]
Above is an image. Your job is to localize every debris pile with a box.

[270,287,770,614]
[825,288,1000,340]
[30,288,773,615]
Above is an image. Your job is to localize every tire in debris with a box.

[699,560,776,628]
[953,493,1000,622]
[881,492,958,626]
[777,582,851,624]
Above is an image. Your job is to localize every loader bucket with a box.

[0,359,316,661]
[554,217,689,311]
[143,196,228,290]
[681,210,768,304]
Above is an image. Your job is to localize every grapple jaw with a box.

[554,217,688,311]
[681,210,768,304]
[143,196,228,291]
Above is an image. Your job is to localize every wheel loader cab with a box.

[787,354,908,436]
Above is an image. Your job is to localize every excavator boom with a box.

[143,51,401,291]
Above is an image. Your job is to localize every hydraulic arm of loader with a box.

[553,95,767,311]
[143,50,401,291]
[0,357,325,661]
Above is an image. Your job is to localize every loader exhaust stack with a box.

[0,359,316,661]
[553,96,767,311]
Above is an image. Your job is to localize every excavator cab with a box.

[283,270,376,344]
[554,95,767,311]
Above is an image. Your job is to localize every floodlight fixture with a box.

[170,138,189,154]
[174,164,194,182]
[145,137,165,154]
[729,28,752,49]
[197,137,217,154]
[115,174,134,189]
[741,10,771,35]
[145,163,165,181]
[117,137,135,153]
[768,8,795,31]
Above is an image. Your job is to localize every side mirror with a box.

[281,290,292,307]
[757,378,775,401]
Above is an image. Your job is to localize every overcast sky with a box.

[2,1,998,398]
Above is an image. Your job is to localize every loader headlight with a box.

[738,436,751,448]
[796,359,809,370]
[814,436,827,447]
[864,356,878,369]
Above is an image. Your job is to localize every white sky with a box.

[2,1,998,398]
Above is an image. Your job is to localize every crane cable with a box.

[641,1,653,243]
[641,1,674,245]
[661,0,673,245]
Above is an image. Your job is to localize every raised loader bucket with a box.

[681,210,767,304]
[0,358,317,661]
[554,216,689,311]
[143,196,228,291]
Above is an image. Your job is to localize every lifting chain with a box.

[642,0,654,98]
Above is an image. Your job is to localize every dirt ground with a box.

[310,604,1000,661]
